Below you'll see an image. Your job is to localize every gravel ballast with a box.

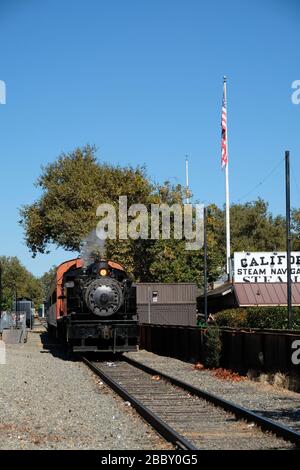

[90,359,296,450]
[0,333,168,450]
[126,350,300,433]
[2,329,299,450]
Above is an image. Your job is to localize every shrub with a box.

[215,307,300,329]
[204,327,222,368]
[214,309,248,328]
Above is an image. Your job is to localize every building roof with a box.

[198,282,234,299]
[234,282,300,306]
[206,282,233,298]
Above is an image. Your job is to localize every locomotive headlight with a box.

[99,268,108,276]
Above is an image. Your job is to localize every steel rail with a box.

[124,355,300,446]
[82,357,198,450]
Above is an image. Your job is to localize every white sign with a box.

[234,252,300,283]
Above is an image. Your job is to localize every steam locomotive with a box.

[46,257,138,352]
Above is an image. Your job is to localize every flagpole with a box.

[185,156,190,204]
[223,76,231,280]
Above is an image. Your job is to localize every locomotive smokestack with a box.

[80,228,106,267]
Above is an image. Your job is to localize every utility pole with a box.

[285,151,292,329]
[147,287,151,324]
[203,207,208,322]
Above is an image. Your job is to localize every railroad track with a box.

[83,355,300,450]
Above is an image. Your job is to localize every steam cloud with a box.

[80,228,106,267]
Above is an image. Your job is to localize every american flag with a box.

[221,83,228,168]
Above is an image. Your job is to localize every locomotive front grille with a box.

[67,320,139,352]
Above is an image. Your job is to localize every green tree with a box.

[20,145,300,287]
[20,145,152,257]
[210,198,287,255]
[230,199,286,252]
[292,209,300,250]
[0,256,43,310]
[20,149,210,283]
[144,205,224,287]
[39,266,57,300]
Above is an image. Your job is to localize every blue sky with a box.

[0,0,299,276]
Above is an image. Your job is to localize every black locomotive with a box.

[47,257,138,353]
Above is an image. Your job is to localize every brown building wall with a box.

[137,304,197,326]
[136,283,198,326]
[137,283,198,304]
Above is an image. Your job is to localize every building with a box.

[199,252,300,313]
[136,283,199,326]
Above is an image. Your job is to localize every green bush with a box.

[215,309,248,328]
[204,327,222,368]
[215,307,300,329]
